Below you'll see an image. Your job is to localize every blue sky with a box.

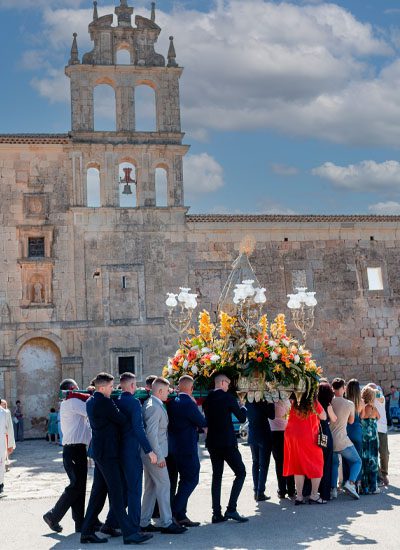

[1,0,400,215]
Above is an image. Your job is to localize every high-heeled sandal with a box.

[294,499,306,505]
[309,496,327,504]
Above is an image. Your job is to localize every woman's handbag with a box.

[317,422,328,448]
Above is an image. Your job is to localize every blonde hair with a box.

[361,386,376,405]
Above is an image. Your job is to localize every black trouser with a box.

[51,444,87,529]
[271,431,295,497]
[168,452,200,521]
[81,457,134,538]
[250,440,272,495]
[208,445,246,515]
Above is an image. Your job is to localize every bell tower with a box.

[65,1,188,207]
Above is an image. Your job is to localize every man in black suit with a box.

[167,375,207,527]
[203,374,248,524]
[80,372,151,545]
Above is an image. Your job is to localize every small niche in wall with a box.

[367,267,383,291]
[121,276,127,289]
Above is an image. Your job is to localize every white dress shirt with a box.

[60,398,91,446]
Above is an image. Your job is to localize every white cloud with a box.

[0,0,84,7]
[183,153,224,194]
[15,1,400,148]
[368,201,400,215]
[271,163,299,176]
[311,160,400,191]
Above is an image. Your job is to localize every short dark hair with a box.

[179,375,194,385]
[152,376,170,393]
[145,375,157,387]
[332,378,345,390]
[120,372,136,383]
[16,400,21,404]
[318,382,334,410]
[50,407,56,413]
[60,378,78,391]
[93,372,114,388]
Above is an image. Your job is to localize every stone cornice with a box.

[186,214,400,224]
[0,134,70,144]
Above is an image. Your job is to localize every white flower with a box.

[183,360,189,369]
[294,354,300,364]
[191,345,199,351]
[191,365,198,375]
[271,351,278,361]
[210,354,220,363]
[168,358,173,367]
[201,347,211,353]
[268,340,276,347]
[246,338,256,347]
[168,366,174,375]
[281,338,290,347]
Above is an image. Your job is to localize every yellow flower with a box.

[259,314,268,337]
[219,311,236,339]
[162,367,169,377]
[199,310,215,342]
[273,365,283,373]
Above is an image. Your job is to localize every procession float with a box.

[162,240,323,407]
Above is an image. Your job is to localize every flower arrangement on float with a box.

[163,307,322,404]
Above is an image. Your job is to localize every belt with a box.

[63,443,87,447]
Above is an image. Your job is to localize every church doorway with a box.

[16,338,62,439]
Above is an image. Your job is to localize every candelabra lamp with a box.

[165,287,198,338]
[286,287,317,344]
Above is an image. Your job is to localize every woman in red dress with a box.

[283,395,327,504]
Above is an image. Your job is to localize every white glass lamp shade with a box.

[242,279,256,298]
[184,293,198,310]
[305,292,317,307]
[295,287,308,304]
[178,287,191,303]
[254,287,267,304]
[166,293,178,308]
[287,294,301,309]
[234,284,248,301]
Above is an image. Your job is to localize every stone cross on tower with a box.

[115,0,134,27]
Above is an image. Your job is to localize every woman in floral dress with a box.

[360,387,380,495]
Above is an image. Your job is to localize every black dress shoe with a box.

[255,493,271,502]
[224,511,249,523]
[178,518,200,527]
[141,524,161,533]
[211,514,228,524]
[43,512,63,533]
[100,525,122,537]
[124,533,153,545]
[160,523,187,534]
[80,534,108,544]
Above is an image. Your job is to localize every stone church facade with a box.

[0,1,399,437]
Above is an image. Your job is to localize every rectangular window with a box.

[118,356,135,376]
[367,267,383,291]
[292,269,307,290]
[28,237,45,258]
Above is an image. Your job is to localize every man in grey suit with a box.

[140,377,187,535]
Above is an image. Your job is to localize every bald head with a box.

[214,374,230,392]
[178,375,194,394]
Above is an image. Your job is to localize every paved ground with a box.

[0,433,399,549]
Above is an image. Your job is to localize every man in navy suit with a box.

[246,400,275,501]
[118,372,157,535]
[80,372,151,545]
[167,375,207,527]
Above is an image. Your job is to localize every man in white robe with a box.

[0,403,14,496]
[1,399,16,471]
